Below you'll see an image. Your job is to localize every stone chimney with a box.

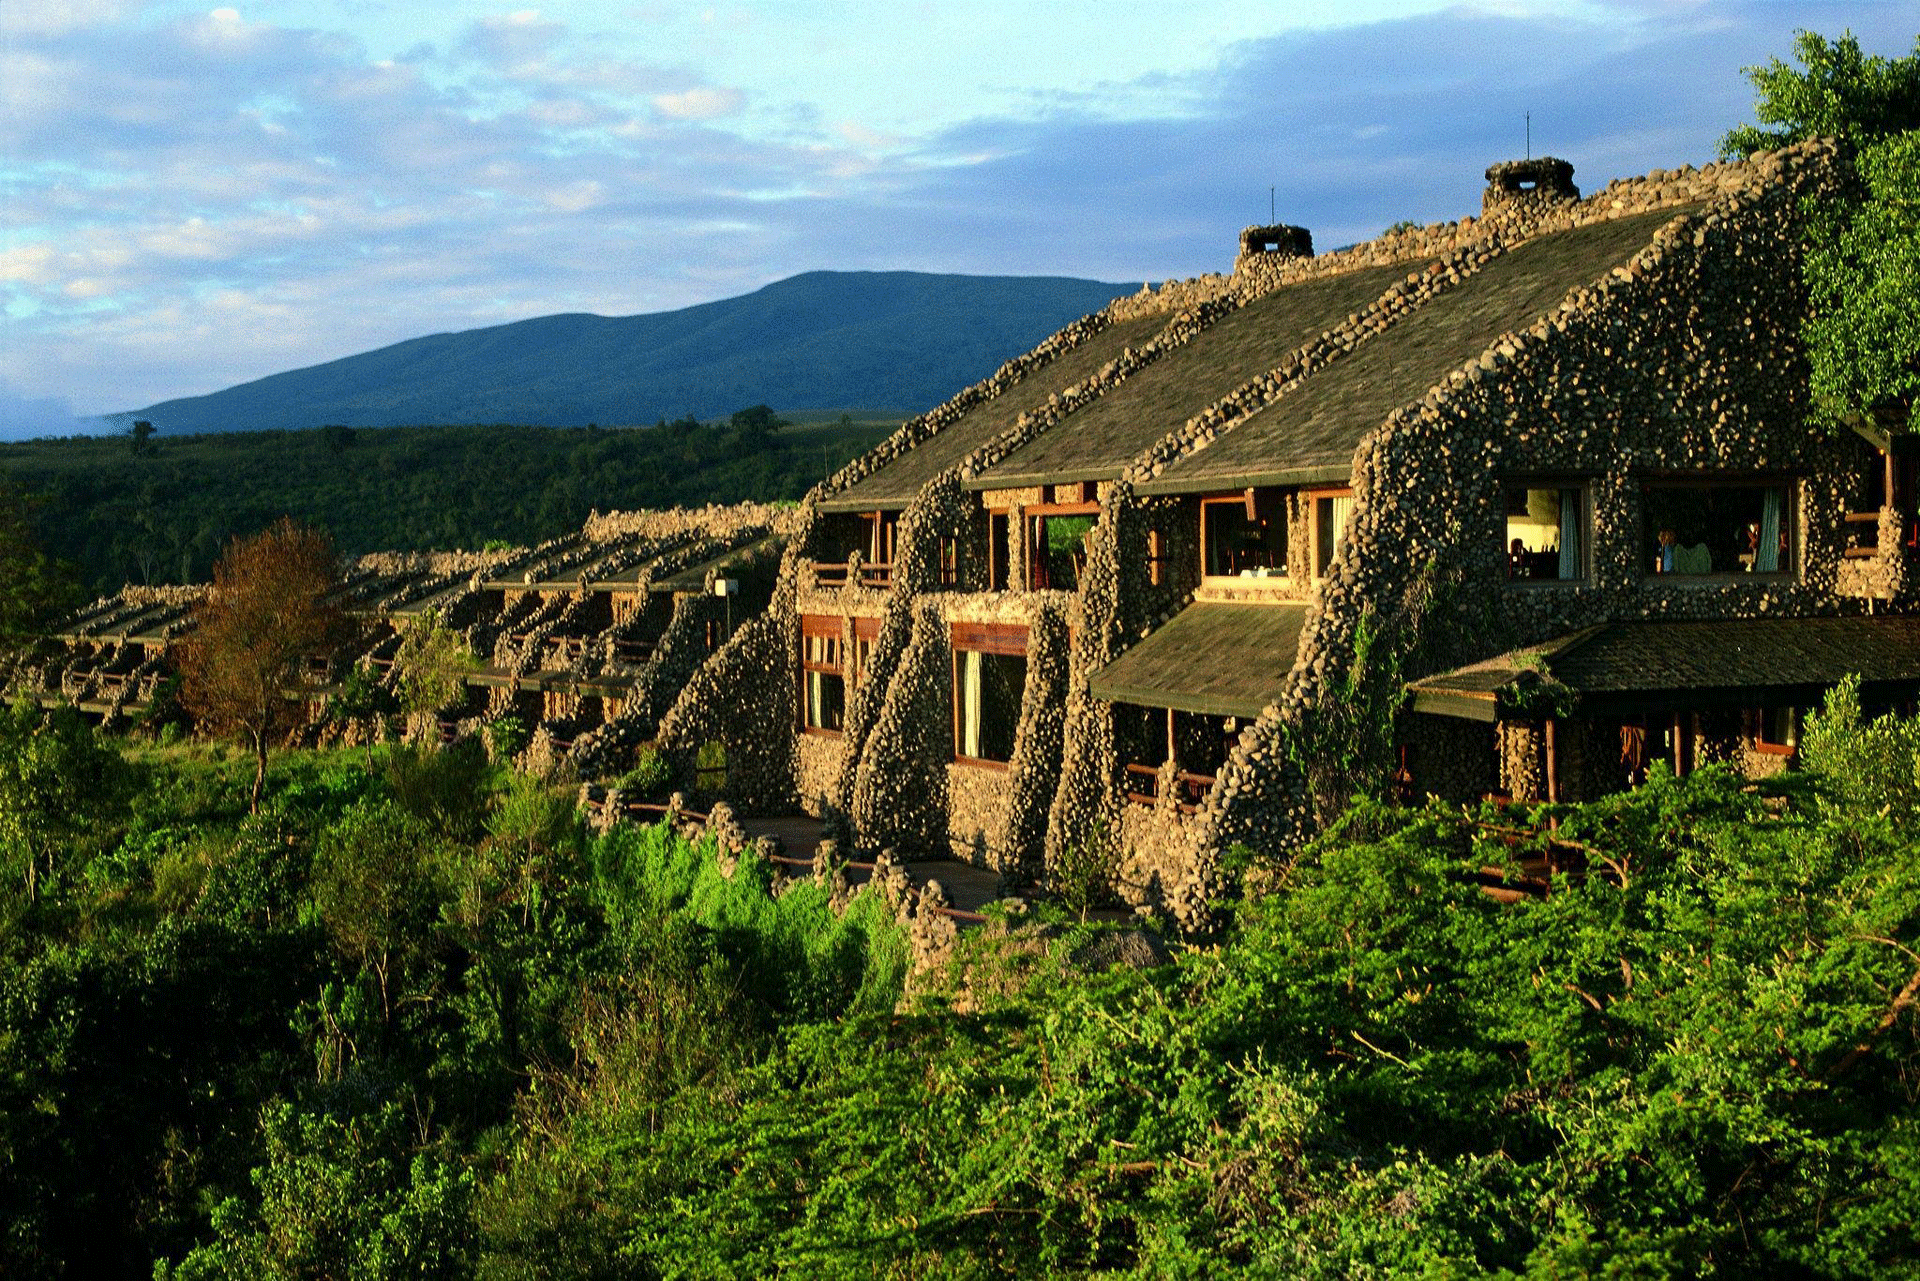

[1234,223,1312,275]
[1482,157,1578,216]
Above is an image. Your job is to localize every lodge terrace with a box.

[16,139,1920,928]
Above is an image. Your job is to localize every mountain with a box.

[126,271,1142,433]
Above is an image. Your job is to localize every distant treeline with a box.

[2,412,892,594]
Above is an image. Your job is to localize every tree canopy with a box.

[178,518,346,811]
[1723,29,1920,431]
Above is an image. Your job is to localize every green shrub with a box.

[615,746,673,799]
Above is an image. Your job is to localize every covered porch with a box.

[1406,616,1920,802]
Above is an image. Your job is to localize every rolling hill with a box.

[126,271,1141,433]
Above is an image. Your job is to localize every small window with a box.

[1029,511,1097,591]
[1504,484,1587,581]
[800,624,844,734]
[851,617,881,686]
[1312,492,1352,578]
[1755,706,1800,756]
[1203,490,1287,578]
[937,536,959,587]
[1147,529,1165,586]
[1645,482,1793,577]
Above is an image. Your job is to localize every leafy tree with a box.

[1722,30,1920,430]
[0,699,124,902]
[130,419,156,454]
[162,1101,474,1281]
[728,403,787,449]
[178,518,347,812]
[1722,30,1920,156]
[391,607,479,717]
[311,799,445,1033]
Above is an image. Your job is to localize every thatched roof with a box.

[1141,206,1696,494]
[971,264,1411,490]
[820,312,1169,512]
[1087,601,1310,716]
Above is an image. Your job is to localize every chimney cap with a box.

[1238,223,1313,259]
[1484,156,1576,190]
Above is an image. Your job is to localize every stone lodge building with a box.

[684,140,1920,926]
[22,140,1920,927]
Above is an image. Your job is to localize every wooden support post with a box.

[1544,718,1560,804]
[1166,707,1177,771]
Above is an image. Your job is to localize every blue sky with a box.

[0,1,1913,431]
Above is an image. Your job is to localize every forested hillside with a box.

[125,271,1138,433]
[1,414,889,593]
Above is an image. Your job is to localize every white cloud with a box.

[545,179,605,212]
[0,0,1911,416]
[652,85,744,120]
[0,0,134,37]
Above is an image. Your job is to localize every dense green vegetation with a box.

[0,414,891,594]
[2,684,1918,1276]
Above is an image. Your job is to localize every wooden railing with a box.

[1843,509,1883,559]
[1123,764,1216,813]
[810,561,894,589]
[612,638,654,662]
[1173,771,1216,814]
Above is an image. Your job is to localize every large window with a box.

[1202,490,1288,579]
[951,623,1027,765]
[1311,490,1352,578]
[1504,483,1587,581]
[800,618,844,734]
[851,616,881,685]
[1028,507,1098,591]
[1645,481,1793,577]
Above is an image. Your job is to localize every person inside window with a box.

[1654,527,1678,574]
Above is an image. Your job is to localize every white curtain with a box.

[1557,488,1580,580]
[960,650,983,758]
[1756,488,1783,572]
[1330,495,1353,563]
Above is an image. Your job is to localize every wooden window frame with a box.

[950,621,1028,769]
[1026,502,1100,591]
[799,615,846,738]
[1199,488,1289,583]
[1307,487,1353,580]
[1501,478,1593,585]
[851,615,882,685]
[1753,706,1799,757]
[1641,475,1799,581]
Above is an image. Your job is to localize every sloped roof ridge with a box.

[1123,229,1513,493]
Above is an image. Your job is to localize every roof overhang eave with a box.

[1135,462,1352,497]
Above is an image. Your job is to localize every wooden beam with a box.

[1544,718,1560,804]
